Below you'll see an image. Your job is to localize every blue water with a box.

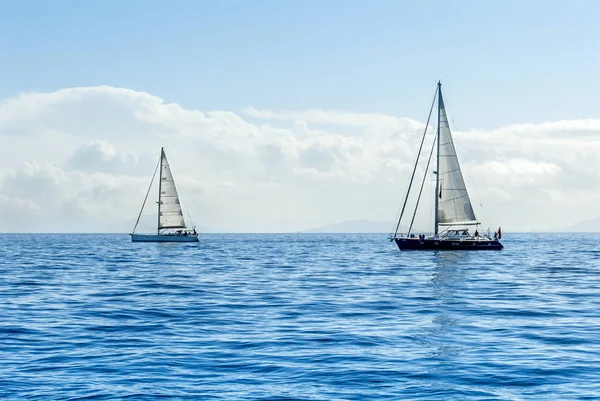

[1,233,599,400]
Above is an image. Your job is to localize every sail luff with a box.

[158,149,186,230]
[435,84,477,226]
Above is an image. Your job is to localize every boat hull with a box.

[130,234,199,243]
[394,237,503,251]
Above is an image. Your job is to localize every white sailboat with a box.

[130,148,199,242]
[392,81,502,250]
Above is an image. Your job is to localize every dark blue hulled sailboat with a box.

[391,82,503,251]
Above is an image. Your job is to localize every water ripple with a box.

[0,233,599,400]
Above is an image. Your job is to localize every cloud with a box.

[243,107,421,131]
[466,158,563,186]
[66,140,151,175]
[0,161,146,232]
[0,85,599,232]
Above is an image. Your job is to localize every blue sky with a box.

[1,1,600,232]
[1,0,598,130]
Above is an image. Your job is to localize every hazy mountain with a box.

[557,217,600,232]
[108,215,214,233]
[302,219,392,233]
[302,219,416,233]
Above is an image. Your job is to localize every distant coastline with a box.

[301,219,421,234]
[1,217,598,234]
[301,218,600,234]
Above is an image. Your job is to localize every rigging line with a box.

[392,85,438,238]
[390,169,413,237]
[408,125,438,235]
[132,157,161,234]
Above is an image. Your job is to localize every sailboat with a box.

[130,148,199,242]
[391,82,503,251]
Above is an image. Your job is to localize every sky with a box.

[0,0,599,232]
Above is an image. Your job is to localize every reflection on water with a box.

[426,252,474,361]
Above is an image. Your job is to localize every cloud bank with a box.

[0,86,598,232]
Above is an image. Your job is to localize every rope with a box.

[132,157,161,233]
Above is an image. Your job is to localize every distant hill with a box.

[108,215,214,233]
[302,219,392,233]
[301,219,428,234]
[558,217,600,232]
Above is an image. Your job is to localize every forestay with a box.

[159,150,186,229]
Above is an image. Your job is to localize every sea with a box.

[1,233,599,400]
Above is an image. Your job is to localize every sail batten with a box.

[158,149,186,229]
[436,89,477,226]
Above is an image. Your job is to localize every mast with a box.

[434,81,442,235]
[157,147,164,235]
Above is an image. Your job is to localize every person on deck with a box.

[474,229,479,238]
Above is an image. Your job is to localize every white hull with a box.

[130,234,199,243]
[130,148,200,244]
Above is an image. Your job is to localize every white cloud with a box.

[66,140,151,175]
[243,107,421,132]
[0,85,599,232]
[0,161,147,232]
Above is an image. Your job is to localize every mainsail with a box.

[436,89,477,225]
[158,149,186,229]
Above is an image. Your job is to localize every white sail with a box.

[436,91,477,225]
[158,149,186,229]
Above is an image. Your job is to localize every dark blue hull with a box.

[394,238,503,251]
